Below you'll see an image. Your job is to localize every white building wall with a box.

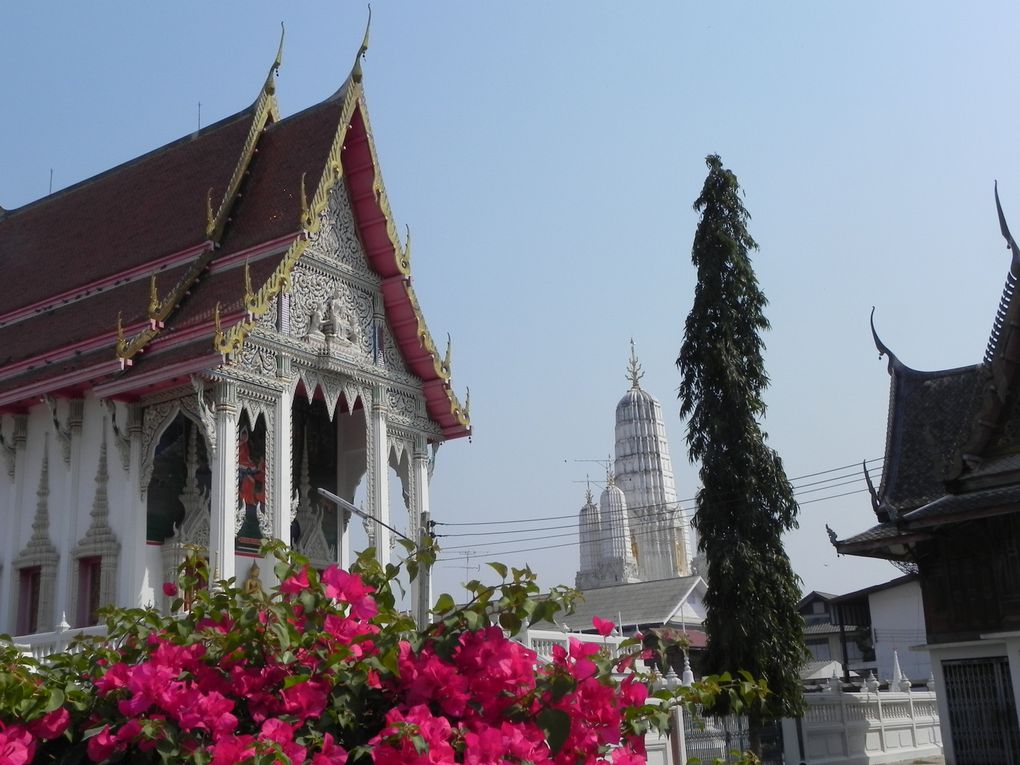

[869,580,930,681]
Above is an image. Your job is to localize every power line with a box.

[436,457,884,529]
[437,464,883,544]
[435,487,871,561]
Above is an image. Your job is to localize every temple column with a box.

[1,415,28,633]
[369,384,390,566]
[410,434,432,623]
[56,399,84,627]
[210,381,238,584]
[271,388,293,547]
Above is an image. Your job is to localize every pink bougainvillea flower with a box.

[312,733,349,765]
[85,724,123,763]
[281,679,329,722]
[612,744,646,765]
[208,733,257,765]
[322,566,378,620]
[280,565,311,594]
[28,707,70,741]
[162,582,179,597]
[592,616,615,637]
[0,723,36,765]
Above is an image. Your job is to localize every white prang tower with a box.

[575,341,691,588]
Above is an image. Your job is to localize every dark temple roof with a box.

[876,363,984,516]
[836,190,1020,558]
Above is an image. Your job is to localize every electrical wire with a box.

[434,487,871,561]
[436,457,885,528]
[436,464,883,542]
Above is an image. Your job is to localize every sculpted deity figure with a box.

[305,307,326,342]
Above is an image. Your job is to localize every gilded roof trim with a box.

[115,34,284,364]
[212,79,470,436]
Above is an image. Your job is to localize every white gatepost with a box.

[210,381,238,584]
[369,385,390,565]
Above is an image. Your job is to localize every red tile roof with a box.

[0,74,469,439]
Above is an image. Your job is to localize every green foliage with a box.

[676,154,808,724]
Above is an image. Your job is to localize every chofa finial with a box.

[627,338,644,389]
[351,6,372,84]
[996,180,1020,276]
[870,307,904,375]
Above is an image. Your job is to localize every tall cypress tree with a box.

[677,155,806,736]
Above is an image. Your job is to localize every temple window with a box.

[76,556,102,627]
[17,566,41,635]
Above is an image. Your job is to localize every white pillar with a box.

[118,405,147,607]
[370,385,390,565]
[1,415,28,633]
[272,389,293,547]
[211,381,238,584]
[56,399,84,627]
[410,435,432,621]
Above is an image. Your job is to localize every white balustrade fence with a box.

[517,628,627,663]
[14,624,107,661]
[783,688,941,765]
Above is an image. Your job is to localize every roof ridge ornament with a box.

[986,181,1020,364]
[863,459,880,513]
[627,338,644,389]
[870,307,905,375]
[265,22,285,99]
[351,6,372,84]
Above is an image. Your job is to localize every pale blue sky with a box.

[4,2,1018,602]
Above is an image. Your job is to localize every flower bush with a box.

[0,542,766,765]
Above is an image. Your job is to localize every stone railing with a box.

[14,623,107,661]
[782,688,942,765]
[516,628,627,663]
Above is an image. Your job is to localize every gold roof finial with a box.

[213,302,222,337]
[463,386,470,418]
[115,312,126,355]
[351,5,372,84]
[147,274,160,320]
[205,187,216,238]
[443,333,452,376]
[264,22,285,96]
[299,172,311,227]
[627,338,644,389]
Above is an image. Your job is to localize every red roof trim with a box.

[0,321,147,384]
[0,241,212,329]
[93,352,224,399]
[341,103,469,440]
[0,360,123,409]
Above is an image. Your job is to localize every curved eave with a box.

[342,99,470,440]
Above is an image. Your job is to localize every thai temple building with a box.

[0,31,471,641]
[575,343,691,589]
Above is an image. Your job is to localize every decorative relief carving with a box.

[43,394,72,465]
[70,431,120,624]
[104,401,133,472]
[0,417,14,479]
[256,295,279,330]
[14,434,59,633]
[239,342,277,378]
[187,378,217,458]
[289,266,374,363]
[303,186,374,279]
[140,400,182,495]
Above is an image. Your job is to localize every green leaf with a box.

[487,562,508,579]
[44,687,64,712]
[537,708,571,754]
[434,593,455,614]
